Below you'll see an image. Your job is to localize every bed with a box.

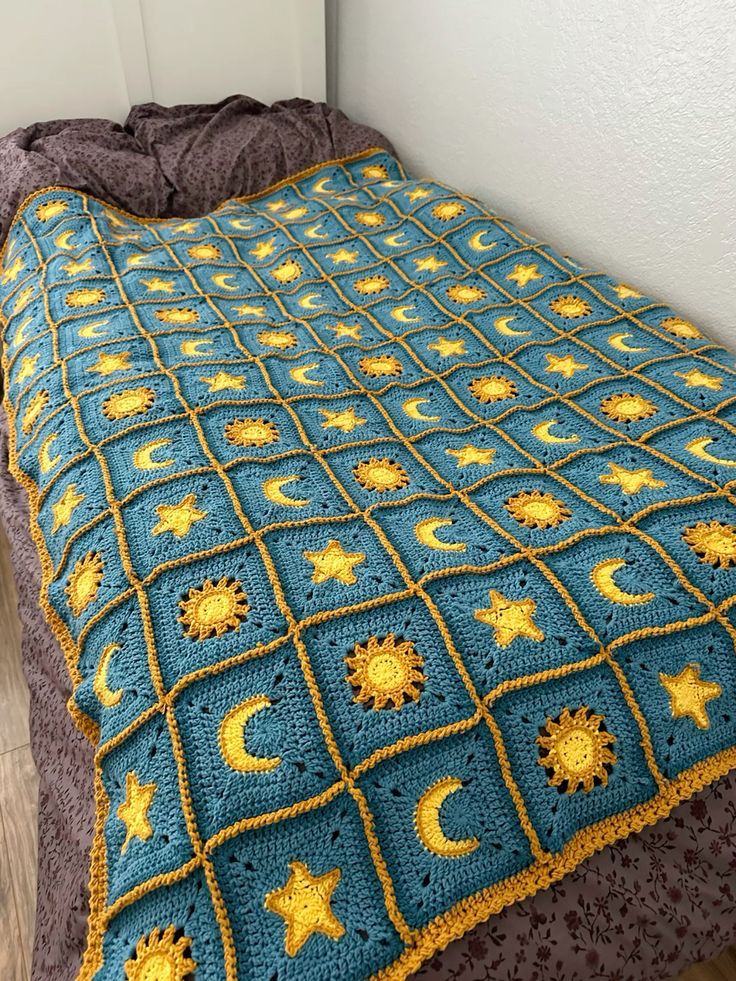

[1,91,735,981]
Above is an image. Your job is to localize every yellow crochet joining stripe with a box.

[1,146,735,981]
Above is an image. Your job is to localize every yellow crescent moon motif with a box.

[92,644,124,708]
[290,362,323,387]
[591,559,655,606]
[298,293,325,310]
[262,476,310,508]
[54,230,77,251]
[494,315,530,337]
[468,230,497,252]
[305,223,329,239]
[13,317,32,347]
[212,273,237,290]
[391,305,420,323]
[312,177,334,194]
[414,518,467,553]
[219,695,281,773]
[180,339,214,356]
[402,397,441,422]
[132,439,175,471]
[608,332,650,354]
[229,218,254,231]
[384,232,410,248]
[39,432,61,473]
[415,776,479,859]
[78,320,109,339]
[531,419,580,445]
[686,437,736,467]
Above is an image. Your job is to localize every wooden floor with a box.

[0,526,734,980]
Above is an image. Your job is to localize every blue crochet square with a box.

[154,327,244,371]
[499,397,611,466]
[529,282,610,330]
[264,517,404,622]
[188,262,265,299]
[104,419,209,500]
[56,309,140,358]
[645,417,736,482]
[372,494,513,582]
[327,441,444,510]
[639,355,730,414]
[236,321,317,359]
[413,195,484,232]
[107,240,178,274]
[264,350,355,400]
[405,324,492,370]
[227,453,352,530]
[570,376,687,439]
[99,870,225,980]
[67,340,153,400]
[146,542,288,690]
[74,593,158,745]
[223,226,291,265]
[576,320,679,369]
[258,246,324,289]
[342,150,403,185]
[392,243,462,286]
[303,596,475,770]
[135,296,223,335]
[337,340,428,392]
[616,621,736,779]
[636,306,708,350]
[211,792,404,980]
[544,530,708,644]
[359,725,532,931]
[304,310,386,349]
[279,282,347,322]
[464,305,558,355]
[295,393,388,450]
[175,641,338,840]
[77,372,180,439]
[369,289,448,332]
[120,470,245,580]
[492,661,659,854]
[13,374,66,454]
[340,201,403,237]
[35,454,106,568]
[512,338,614,396]
[445,363,547,420]
[638,498,736,606]
[307,238,377,272]
[488,249,570,300]
[6,330,55,393]
[426,562,596,696]
[120,267,194,301]
[197,400,300,464]
[414,425,529,488]
[217,292,284,327]
[171,358,269,408]
[101,713,194,905]
[379,379,469,439]
[442,218,519,267]
[47,515,129,641]
[16,404,87,495]
[439,271,508,308]
[585,274,654,314]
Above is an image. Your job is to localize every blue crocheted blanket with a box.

[2,149,735,981]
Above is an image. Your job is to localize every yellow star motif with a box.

[612,283,643,300]
[328,321,362,340]
[673,368,723,391]
[171,221,199,234]
[200,371,246,392]
[86,351,132,377]
[117,772,156,854]
[62,258,94,277]
[474,589,544,647]
[446,444,497,468]
[265,861,345,957]
[659,664,722,729]
[250,239,276,259]
[599,461,666,495]
[303,539,366,585]
[16,353,40,385]
[427,336,466,358]
[51,484,85,533]
[405,187,431,203]
[414,255,447,273]
[545,353,589,379]
[327,248,359,265]
[234,303,266,317]
[141,277,176,293]
[152,493,207,539]
[1,255,24,284]
[319,407,366,433]
[506,263,544,288]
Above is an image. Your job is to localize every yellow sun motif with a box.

[600,392,658,423]
[599,462,666,495]
[359,354,403,378]
[51,484,85,533]
[102,386,155,421]
[537,707,617,794]
[354,274,390,295]
[154,307,199,324]
[303,539,366,585]
[124,926,196,981]
[152,494,207,539]
[549,295,593,319]
[505,490,572,529]
[66,287,105,308]
[447,283,486,304]
[354,211,385,227]
[258,329,297,350]
[187,243,221,260]
[469,374,518,404]
[320,407,366,433]
[21,389,49,433]
[432,201,466,221]
[36,199,68,221]
[86,351,132,377]
[682,520,736,568]
[224,417,279,447]
[271,259,303,284]
[353,457,410,493]
[345,634,426,710]
[474,590,544,647]
[660,316,702,339]
[362,163,389,180]
[65,551,103,616]
[179,577,249,640]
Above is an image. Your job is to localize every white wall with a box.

[329,0,736,348]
